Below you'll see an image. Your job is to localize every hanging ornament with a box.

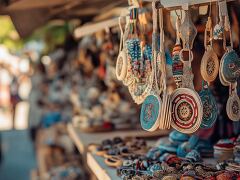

[179,10,197,49]
[199,81,218,129]
[226,83,240,121]
[116,17,128,81]
[171,8,203,134]
[181,50,195,90]
[171,49,203,134]
[172,11,184,88]
[219,3,240,86]
[140,0,162,131]
[158,7,171,130]
[213,0,224,40]
[200,4,219,83]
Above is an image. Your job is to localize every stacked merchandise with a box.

[88,131,240,179]
[71,35,139,132]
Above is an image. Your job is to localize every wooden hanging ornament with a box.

[226,83,240,121]
[200,11,219,83]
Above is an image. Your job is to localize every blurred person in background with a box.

[9,75,21,129]
[0,63,11,111]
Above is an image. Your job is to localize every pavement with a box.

[0,130,36,180]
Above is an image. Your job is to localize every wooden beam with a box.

[6,0,70,10]
[94,7,128,21]
[74,18,120,39]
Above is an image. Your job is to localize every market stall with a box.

[1,0,240,179]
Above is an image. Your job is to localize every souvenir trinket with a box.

[199,82,218,128]
[219,1,240,85]
[171,88,203,134]
[226,83,240,121]
[172,14,183,88]
[116,17,128,81]
[140,1,162,131]
[179,10,197,49]
[171,9,203,134]
[200,13,219,83]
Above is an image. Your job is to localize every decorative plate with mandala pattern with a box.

[171,88,203,134]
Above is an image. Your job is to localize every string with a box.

[208,0,212,18]
[152,1,158,91]
[118,17,124,53]
[159,7,167,90]
[215,0,218,25]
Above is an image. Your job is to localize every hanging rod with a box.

[143,0,235,10]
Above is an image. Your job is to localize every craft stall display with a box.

[115,0,240,133]
[102,0,240,178]
[65,0,240,179]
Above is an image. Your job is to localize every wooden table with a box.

[67,123,169,180]
[87,153,121,180]
[67,123,169,155]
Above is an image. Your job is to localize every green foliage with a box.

[0,16,71,54]
[0,16,23,51]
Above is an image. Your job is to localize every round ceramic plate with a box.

[170,88,203,134]
[140,94,162,131]
[199,88,218,128]
[226,92,240,121]
[200,46,219,82]
[116,50,128,81]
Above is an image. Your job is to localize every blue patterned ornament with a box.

[222,49,240,83]
[199,85,218,129]
[140,94,161,131]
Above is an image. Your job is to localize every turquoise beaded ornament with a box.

[199,82,218,129]
[140,94,161,131]
[222,49,240,83]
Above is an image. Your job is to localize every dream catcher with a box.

[200,3,219,83]
[170,8,203,134]
[140,0,163,132]
[218,0,240,121]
